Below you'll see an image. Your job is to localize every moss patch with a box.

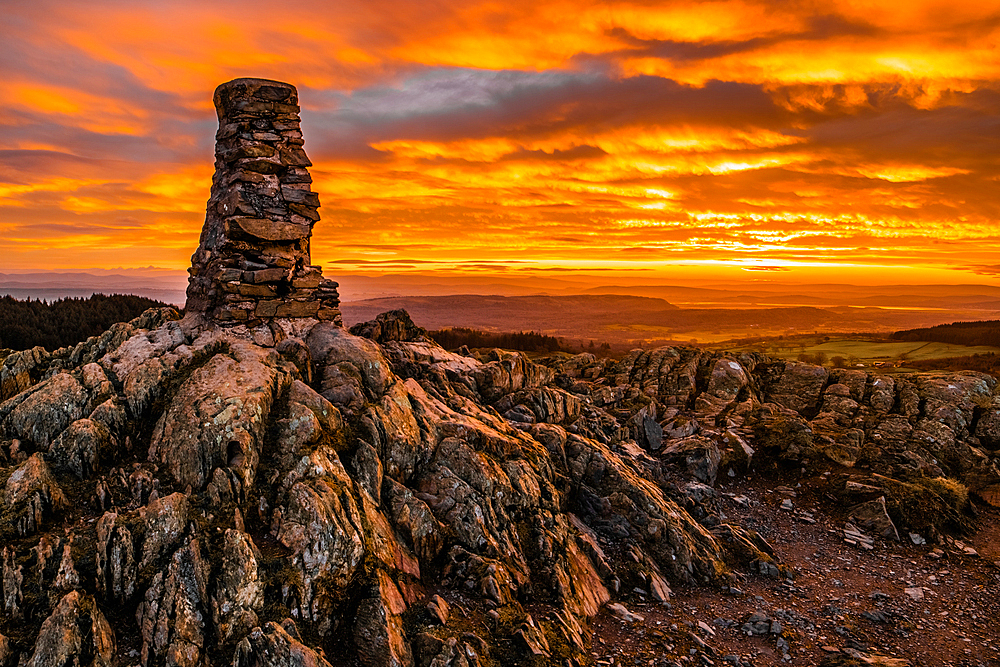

[915,476,969,512]
[875,474,970,535]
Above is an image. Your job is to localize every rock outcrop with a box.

[0,77,996,667]
[25,591,115,667]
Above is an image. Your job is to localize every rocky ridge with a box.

[1,305,998,666]
[0,79,998,667]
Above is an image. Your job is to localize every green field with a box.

[714,335,1000,369]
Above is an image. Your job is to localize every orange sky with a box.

[2,0,1000,285]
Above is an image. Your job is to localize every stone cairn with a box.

[184,78,341,325]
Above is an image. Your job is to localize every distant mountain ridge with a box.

[342,293,679,339]
[7,270,1000,314]
[0,272,188,305]
[583,283,1000,310]
[340,293,994,345]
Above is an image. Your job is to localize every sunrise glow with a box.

[2,0,999,284]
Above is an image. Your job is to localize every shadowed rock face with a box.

[185,78,341,326]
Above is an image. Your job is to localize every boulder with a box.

[414,633,487,667]
[848,496,900,541]
[974,407,1000,449]
[718,430,754,473]
[558,534,612,616]
[0,346,47,402]
[660,436,722,485]
[103,323,192,418]
[137,540,210,667]
[369,382,422,482]
[766,361,828,416]
[564,435,727,584]
[275,401,324,462]
[358,491,421,579]
[308,324,393,399]
[383,478,445,564]
[96,511,137,603]
[277,456,365,629]
[277,338,314,384]
[4,372,87,448]
[607,602,644,623]
[288,379,342,434]
[426,594,450,625]
[2,547,23,618]
[4,453,62,507]
[148,343,286,490]
[233,622,333,667]
[695,357,749,417]
[514,614,550,657]
[472,353,555,403]
[3,453,66,535]
[48,418,116,479]
[138,492,190,569]
[26,591,115,667]
[52,543,81,592]
[350,309,428,343]
[352,441,383,503]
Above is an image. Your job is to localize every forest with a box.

[427,327,563,352]
[0,294,170,351]
[891,320,1000,347]
[428,327,568,354]
[427,327,620,357]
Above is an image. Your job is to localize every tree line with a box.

[891,320,1000,347]
[0,294,170,351]
[428,327,567,353]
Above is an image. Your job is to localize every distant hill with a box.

[0,293,172,351]
[0,271,188,305]
[341,294,680,339]
[583,283,1000,311]
[340,294,963,345]
[891,320,1000,347]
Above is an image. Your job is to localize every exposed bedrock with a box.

[0,303,997,665]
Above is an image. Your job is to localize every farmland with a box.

[713,334,1000,371]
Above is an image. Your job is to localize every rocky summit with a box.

[0,80,998,667]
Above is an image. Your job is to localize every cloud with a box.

[966,264,1000,277]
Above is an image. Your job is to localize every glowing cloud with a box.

[0,0,998,282]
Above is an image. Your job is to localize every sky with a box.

[2,0,1000,286]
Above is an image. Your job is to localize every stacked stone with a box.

[184,77,341,325]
